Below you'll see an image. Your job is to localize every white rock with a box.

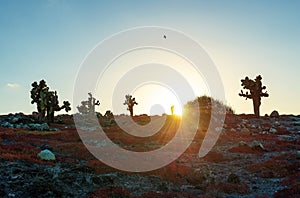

[38,149,56,161]
[230,128,237,132]
[242,119,248,124]
[274,121,280,126]
[269,128,277,133]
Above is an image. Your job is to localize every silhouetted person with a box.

[171,105,174,116]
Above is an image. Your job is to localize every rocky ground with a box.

[0,113,299,197]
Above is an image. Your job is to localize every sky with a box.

[0,0,299,115]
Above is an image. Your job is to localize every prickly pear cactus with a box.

[30,80,71,122]
[77,93,100,115]
[123,94,138,117]
[239,75,269,117]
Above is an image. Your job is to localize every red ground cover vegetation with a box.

[207,182,250,195]
[228,145,266,154]
[1,114,299,197]
[247,152,299,178]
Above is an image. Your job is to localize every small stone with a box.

[15,124,23,128]
[27,123,49,131]
[242,119,248,124]
[1,122,14,128]
[251,140,266,151]
[230,128,237,132]
[274,121,280,126]
[269,128,277,133]
[10,117,19,124]
[239,141,247,146]
[270,110,279,117]
[38,149,56,161]
[241,128,250,133]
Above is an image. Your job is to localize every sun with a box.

[132,83,183,116]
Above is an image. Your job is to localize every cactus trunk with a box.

[253,97,260,117]
[129,108,133,117]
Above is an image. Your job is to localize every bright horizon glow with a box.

[132,84,183,116]
[95,47,208,116]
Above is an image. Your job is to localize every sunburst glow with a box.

[132,84,183,116]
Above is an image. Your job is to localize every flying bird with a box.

[163,35,166,39]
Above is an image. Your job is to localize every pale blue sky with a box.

[0,0,299,115]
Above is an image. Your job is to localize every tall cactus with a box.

[30,80,71,122]
[30,80,48,120]
[239,75,269,117]
[123,94,138,117]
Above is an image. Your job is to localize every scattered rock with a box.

[250,140,266,151]
[1,121,14,128]
[0,113,50,131]
[26,123,49,131]
[274,121,281,126]
[230,128,237,132]
[38,149,56,161]
[186,167,214,186]
[270,110,279,117]
[269,128,277,133]
[240,128,250,133]
[1,113,300,197]
[261,131,268,135]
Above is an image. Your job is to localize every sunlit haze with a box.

[0,1,299,115]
